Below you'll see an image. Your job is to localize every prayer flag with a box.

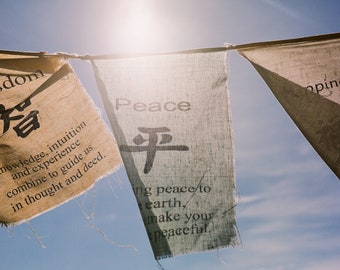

[92,49,239,259]
[0,51,121,226]
[237,33,340,178]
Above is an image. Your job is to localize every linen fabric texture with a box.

[238,34,340,178]
[0,51,121,225]
[92,50,239,259]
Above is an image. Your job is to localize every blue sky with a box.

[0,1,339,269]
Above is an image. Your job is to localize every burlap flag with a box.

[92,49,239,259]
[0,51,121,226]
[237,33,340,179]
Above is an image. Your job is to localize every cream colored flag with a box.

[92,49,239,259]
[237,33,340,178]
[0,51,121,226]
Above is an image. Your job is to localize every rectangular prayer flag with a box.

[0,51,121,226]
[237,33,340,178]
[92,49,239,259]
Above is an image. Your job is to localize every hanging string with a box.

[0,32,336,62]
[1,32,338,61]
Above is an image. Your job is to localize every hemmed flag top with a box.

[92,49,239,259]
[0,51,121,226]
[237,33,340,179]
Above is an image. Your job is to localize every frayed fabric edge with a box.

[0,163,123,228]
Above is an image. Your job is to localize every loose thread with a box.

[5,225,13,237]
[76,191,138,251]
[106,177,119,199]
[26,221,46,248]
[90,185,96,220]
[216,248,227,265]
[156,259,166,270]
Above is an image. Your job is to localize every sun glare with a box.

[119,3,161,52]
[127,11,152,41]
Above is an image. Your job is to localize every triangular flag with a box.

[238,33,340,179]
[0,51,121,226]
[92,49,239,259]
